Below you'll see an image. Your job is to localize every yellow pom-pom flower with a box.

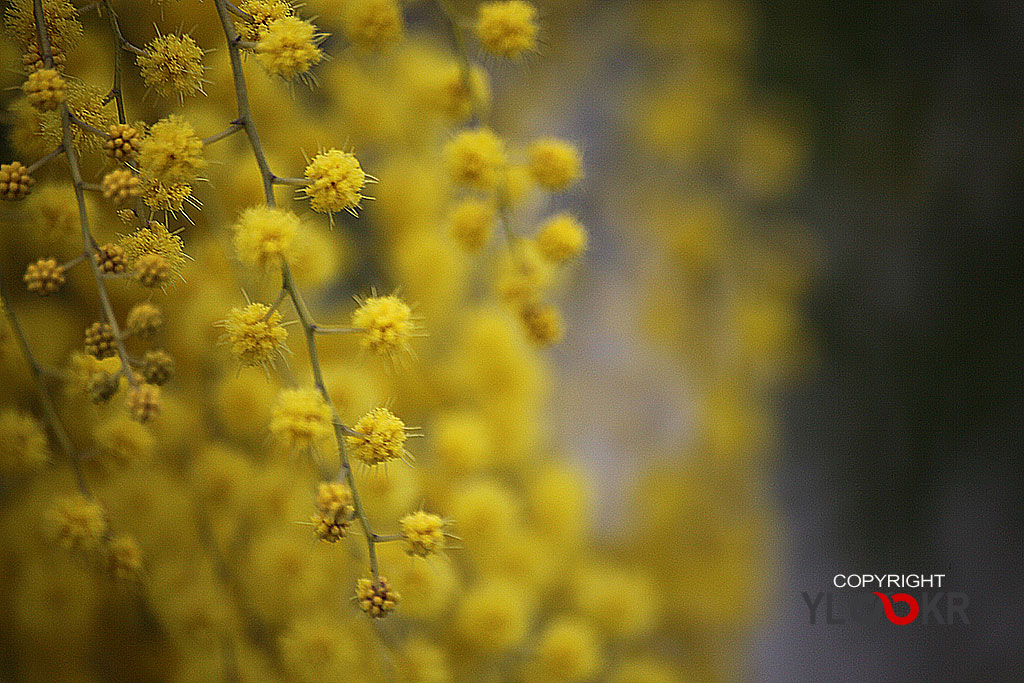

[342,0,404,52]
[399,510,448,557]
[475,1,539,59]
[527,138,582,191]
[345,407,409,466]
[215,302,289,369]
[350,294,417,359]
[256,16,324,82]
[301,149,371,219]
[456,580,531,652]
[448,198,495,251]
[0,408,50,475]
[530,617,602,682]
[137,32,206,100]
[270,388,335,453]
[356,576,400,617]
[231,205,299,269]
[444,128,507,191]
[236,0,293,41]
[535,213,588,263]
[137,115,205,185]
[48,494,108,553]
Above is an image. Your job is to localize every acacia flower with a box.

[216,302,289,369]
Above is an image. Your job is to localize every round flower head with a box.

[475,1,539,59]
[137,115,205,185]
[527,138,582,191]
[137,32,206,100]
[231,205,299,269]
[127,384,161,424]
[101,168,141,205]
[535,213,588,263]
[302,149,371,220]
[237,0,293,41]
[23,68,66,111]
[345,407,409,466]
[343,0,404,52]
[269,388,335,453]
[399,510,448,557]
[0,161,35,200]
[0,409,50,475]
[24,257,65,295]
[351,294,417,360]
[4,0,83,54]
[125,302,164,337]
[256,16,325,82]
[448,198,495,251]
[118,221,188,283]
[356,576,400,617]
[531,617,601,682]
[47,494,107,553]
[520,302,564,347]
[444,128,507,191]
[216,302,289,369]
[311,481,355,542]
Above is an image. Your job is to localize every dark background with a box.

[755,1,1024,680]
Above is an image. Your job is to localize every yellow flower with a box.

[346,407,409,466]
[399,510,447,557]
[527,138,582,191]
[0,409,50,475]
[356,576,400,617]
[231,205,299,269]
[531,617,602,682]
[257,16,324,82]
[351,294,417,359]
[216,302,289,369]
[475,1,539,59]
[269,388,335,453]
[22,68,65,111]
[456,580,532,652]
[236,0,293,42]
[137,115,206,185]
[448,198,495,251]
[137,33,206,99]
[342,0,404,52]
[47,494,107,553]
[302,149,371,218]
[535,213,588,263]
[444,128,507,191]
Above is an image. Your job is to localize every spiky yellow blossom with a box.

[22,42,65,72]
[342,0,404,52]
[118,221,187,282]
[237,0,294,41]
[444,128,506,191]
[527,138,582,191]
[140,177,193,213]
[269,388,335,453]
[22,68,65,111]
[3,0,83,54]
[351,294,416,359]
[216,302,288,369]
[137,33,206,99]
[47,494,107,553]
[356,576,400,617]
[311,482,355,542]
[231,205,299,269]
[256,16,324,82]
[137,115,205,185]
[0,409,50,475]
[475,1,539,59]
[448,198,495,251]
[302,149,370,218]
[345,407,408,466]
[399,510,447,557]
[103,535,143,583]
[535,213,588,263]
[101,168,141,205]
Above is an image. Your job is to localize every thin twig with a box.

[202,123,244,147]
[26,145,65,174]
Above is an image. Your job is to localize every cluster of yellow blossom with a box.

[0,1,817,681]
